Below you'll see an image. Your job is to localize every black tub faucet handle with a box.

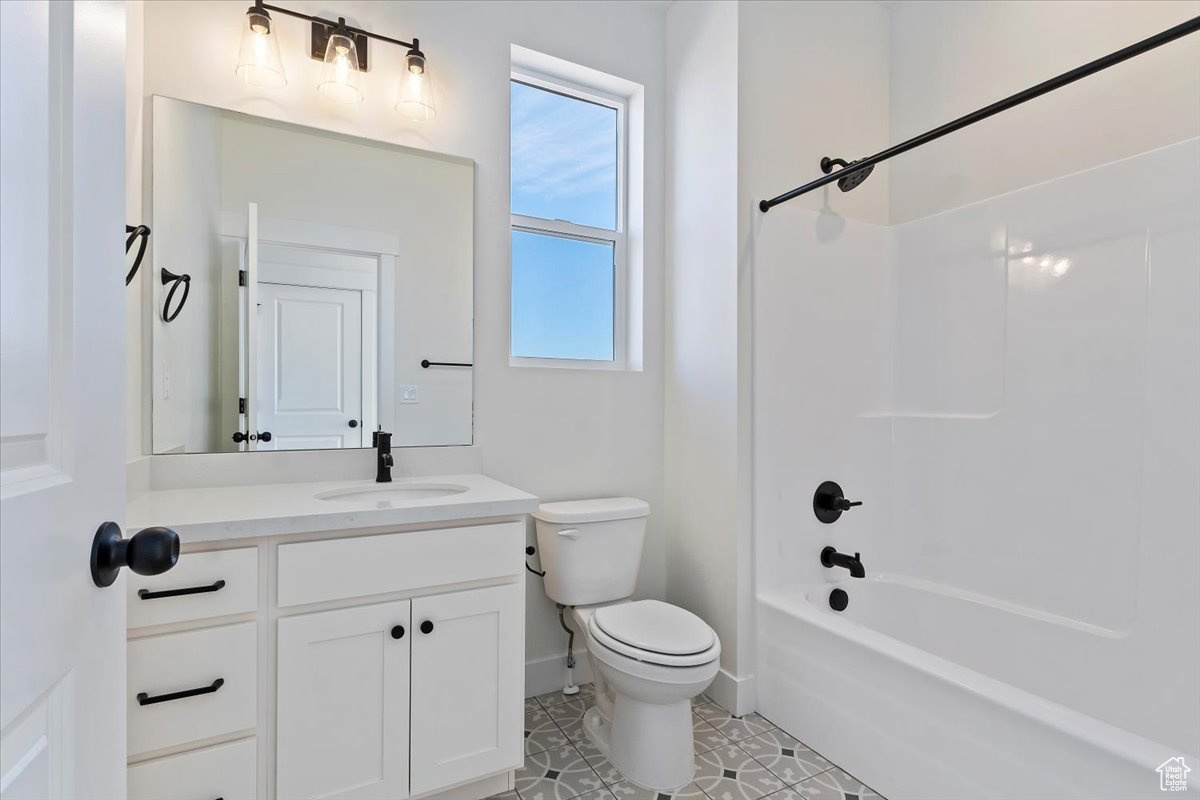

[813,481,862,523]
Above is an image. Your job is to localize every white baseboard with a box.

[708,668,756,717]
[527,654,755,718]
[525,651,594,699]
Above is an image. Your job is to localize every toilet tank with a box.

[533,497,651,606]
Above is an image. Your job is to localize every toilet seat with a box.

[587,600,718,667]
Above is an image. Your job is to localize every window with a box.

[510,72,626,367]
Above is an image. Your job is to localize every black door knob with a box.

[258,431,272,442]
[232,431,248,443]
[91,522,180,587]
[420,620,434,634]
[391,625,405,639]
[348,420,359,428]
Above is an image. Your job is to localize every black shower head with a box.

[820,156,874,192]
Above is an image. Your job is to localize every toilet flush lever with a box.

[557,529,581,540]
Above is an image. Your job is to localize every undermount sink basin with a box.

[316,484,470,505]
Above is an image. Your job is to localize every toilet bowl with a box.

[533,498,722,790]
[573,601,720,790]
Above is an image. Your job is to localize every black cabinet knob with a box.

[348,420,359,428]
[420,620,434,635]
[391,625,405,639]
[232,431,248,443]
[91,522,179,587]
[258,431,272,443]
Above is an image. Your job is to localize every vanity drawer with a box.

[277,522,523,607]
[128,622,258,758]
[127,547,258,629]
[128,736,257,800]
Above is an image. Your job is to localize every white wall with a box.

[664,0,742,702]
[740,0,892,226]
[150,98,223,453]
[888,0,1200,223]
[127,0,666,687]
[663,0,893,712]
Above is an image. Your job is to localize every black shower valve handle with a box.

[813,481,862,524]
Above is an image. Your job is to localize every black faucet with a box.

[820,546,865,578]
[373,430,393,483]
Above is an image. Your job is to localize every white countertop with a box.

[126,474,539,543]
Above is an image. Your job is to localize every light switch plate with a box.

[400,385,419,404]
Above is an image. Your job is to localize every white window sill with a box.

[509,356,629,372]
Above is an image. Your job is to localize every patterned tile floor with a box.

[496,684,885,800]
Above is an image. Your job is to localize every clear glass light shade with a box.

[396,53,436,121]
[235,10,287,88]
[317,33,364,105]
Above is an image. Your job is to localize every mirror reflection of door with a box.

[252,243,378,450]
[258,283,363,450]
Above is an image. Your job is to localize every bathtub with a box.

[756,579,1200,800]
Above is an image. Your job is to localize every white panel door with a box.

[256,283,362,449]
[277,600,411,800]
[410,584,524,794]
[0,2,127,798]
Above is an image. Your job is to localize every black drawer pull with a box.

[137,678,224,706]
[138,579,226,600]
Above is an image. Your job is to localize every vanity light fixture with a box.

[236,2,287,88]
[234,1,436,119]
[317,18,364,104]
[396,44,436,121]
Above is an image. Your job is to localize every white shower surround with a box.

[753,139,1200,799]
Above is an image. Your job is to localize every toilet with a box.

[533,498,721,791]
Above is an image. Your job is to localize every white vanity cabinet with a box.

[409,584,523,794]
[277,599,413,800]
[126,516,527,800]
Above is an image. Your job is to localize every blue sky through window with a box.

[511,79,619,361]
[510,81,617,229]
[511,231,614,361]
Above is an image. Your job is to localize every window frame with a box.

[509,68,629,370]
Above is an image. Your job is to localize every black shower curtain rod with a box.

[759,15,1200,213]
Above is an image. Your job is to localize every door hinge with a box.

[238,269,247,286]
[239,397,246,414]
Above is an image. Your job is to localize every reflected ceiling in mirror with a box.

[148,96,473,454]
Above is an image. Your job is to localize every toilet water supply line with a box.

[557,604,580,696]
[525,544,580,696]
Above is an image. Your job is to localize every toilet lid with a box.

[592,600,716,656]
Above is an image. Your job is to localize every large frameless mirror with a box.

[147,96,473,454]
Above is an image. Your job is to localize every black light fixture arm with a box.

[256,1,419,50]
[758,15,1200,212]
